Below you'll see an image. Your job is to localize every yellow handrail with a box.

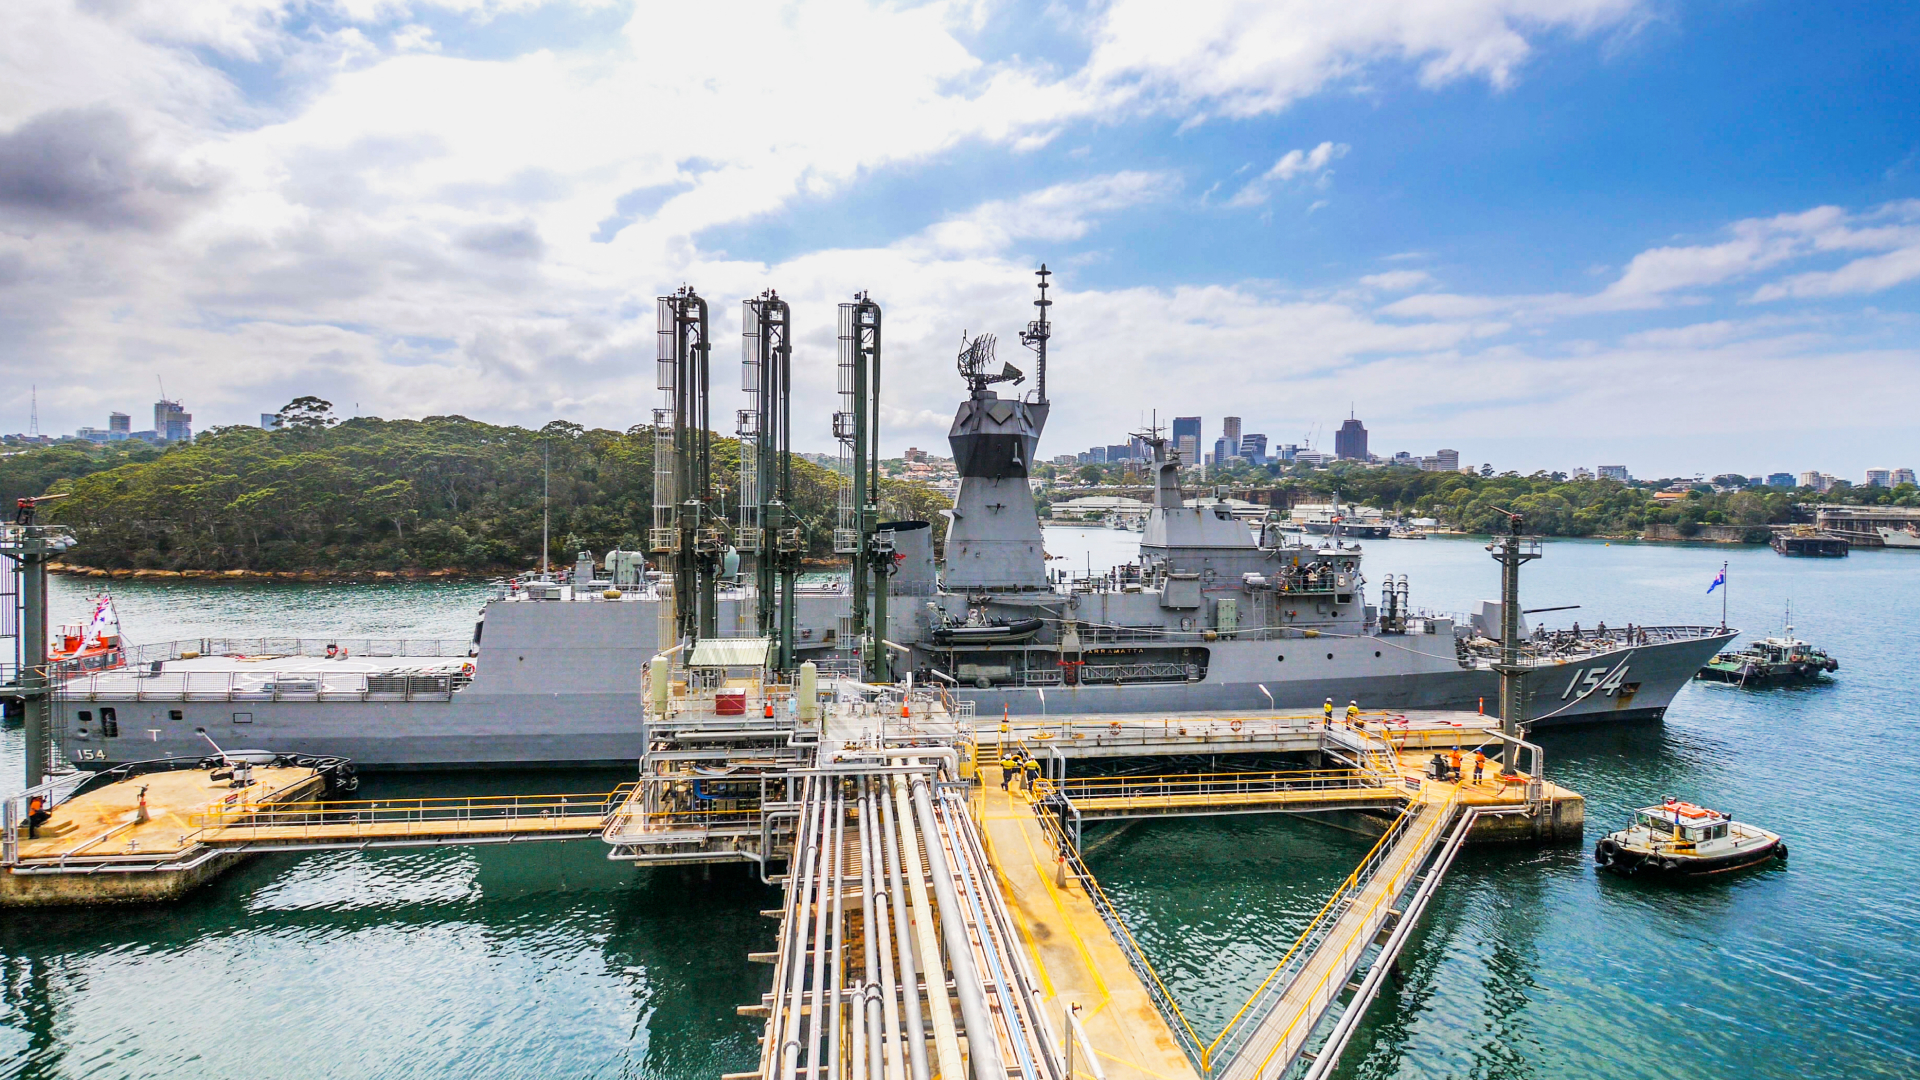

[1235,786,1463,1079]
[1201,800,1421,1069]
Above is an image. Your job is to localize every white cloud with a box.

[1358,269,1433,292]
[914,172,1179,257]
[1227,141,1348,207]
[1083,0,1645,118]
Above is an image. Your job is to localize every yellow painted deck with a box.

[13,766,324,862]
[978,766,1202,1080]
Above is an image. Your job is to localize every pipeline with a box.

[864,788,908,1080]
[818,785,844,1080]
[937,788,1045,1080]
[828,784,850,1080]
[890,775,964,1080]
[777,777,822,1080]
[908,768,1006,1080]
[878,778,932,1080]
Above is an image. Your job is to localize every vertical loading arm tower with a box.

[837,295,890,683]
[655,286,720,645]
[3,498,76,788]
[1490,512,1542,771]
[739,291,801,670]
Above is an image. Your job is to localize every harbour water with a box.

[4,535,1917,1079]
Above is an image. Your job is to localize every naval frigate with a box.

[885,267,1734,725]
[52,270,1732,772]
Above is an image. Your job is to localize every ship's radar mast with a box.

[1018,263,1051,403]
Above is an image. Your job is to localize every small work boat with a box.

[1694,604,1837,686]
[1594,798,1785,877]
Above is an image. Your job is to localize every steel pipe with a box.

[865,789,907,1080]
[879,779,931,1080]
[890,776,963,1080]
[910,772,1005,1080]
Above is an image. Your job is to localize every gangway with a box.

[184,788,629,853]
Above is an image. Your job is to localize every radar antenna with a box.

[957,331,1022,393]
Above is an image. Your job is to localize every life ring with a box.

[1230,719,1243,732]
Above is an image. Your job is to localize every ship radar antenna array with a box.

[1018,263,1051,404]
[957,331,1020,394]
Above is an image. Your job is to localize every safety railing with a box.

[187,786,631,844]
[1039,767,1389,808]
[56,669,473,702]
[123,638,474,665]
[1208,787,1462,1077]
[1028,787,1211,1074]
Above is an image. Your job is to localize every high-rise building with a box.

[1214,437,1234,464]
[1221,416,1242,450]
[1087,446,1108,464]
[1433,448,1459,472]
[1106,443,1133,463]
[1766,472,1794,487]
[1866,468,1893,488]
[1334,412,1368,460]
[1597,465,1630,482]
[1240,433,1268,464]
[1172,416,1201,450]
[1894,468,1917,487]
[108,412,130,435]
[261,413,282,430]
[154,399,192,442]
[1175,435,1198,463]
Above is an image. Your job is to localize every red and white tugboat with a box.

[1594,798,1786,877]
[48,594,128,679]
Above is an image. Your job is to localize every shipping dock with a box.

[6,270,1593,1079]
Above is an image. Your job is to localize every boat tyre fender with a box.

[1775,840,1789,861]
[1594,838,1618,867]
[1658,857,1681,873]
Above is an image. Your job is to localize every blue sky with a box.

[1,0,1917,479]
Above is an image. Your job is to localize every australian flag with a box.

[1707,567,1726,594]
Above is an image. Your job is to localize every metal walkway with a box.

[1206,786,1472,1080]
[183,789,628,853]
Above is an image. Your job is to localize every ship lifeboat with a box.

[930,618,1044,646]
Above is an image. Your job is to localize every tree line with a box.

[21,404,950,574]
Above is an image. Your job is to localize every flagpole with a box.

[1720,560,1728,631]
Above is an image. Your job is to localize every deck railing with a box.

[57,669,473,703]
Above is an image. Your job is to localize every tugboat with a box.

[1594,798,1786,877]
[1694,604,1837,686]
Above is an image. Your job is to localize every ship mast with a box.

[1018,264,1051,405]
